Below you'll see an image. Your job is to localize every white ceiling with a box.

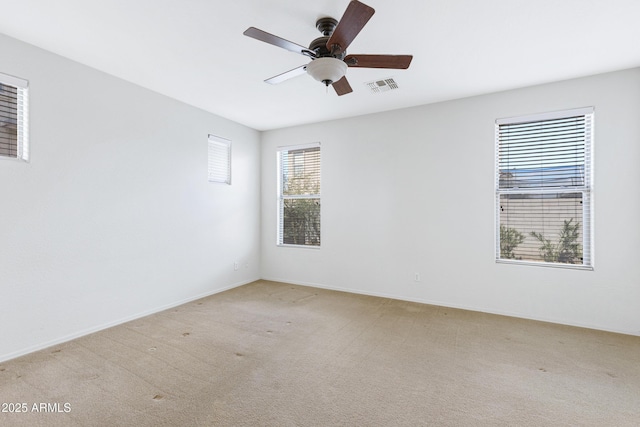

[1,0,639,131]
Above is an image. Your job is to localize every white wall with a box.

[0,34,261,362]
[261,68,640,336]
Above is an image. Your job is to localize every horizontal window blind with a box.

[496,108,593,268]
[208,135,231,184]
[278,144,321,247]
[0,73,29,161]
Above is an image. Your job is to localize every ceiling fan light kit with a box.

[306,57,347,86]
[243,0,413,96]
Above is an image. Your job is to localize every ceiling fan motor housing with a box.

[309,36,331,57]
[311,17,346,59]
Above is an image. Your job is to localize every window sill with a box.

[277,244,321,250]
[496,259,593,271]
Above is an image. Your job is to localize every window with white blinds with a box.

[496,107,593,268]
[277,143,321,247]
[0,73,29,161]
[208,135,231,184]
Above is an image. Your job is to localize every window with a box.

[496,107,593,268]
[208,134,231,184]
[0,73,29,161]
[277,143,321,247]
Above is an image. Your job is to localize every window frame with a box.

[277,142,321,248]
[495,107,594,270]
[0,72,29,162]
[207,134,231,184]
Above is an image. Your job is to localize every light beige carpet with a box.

[1,280,639,426]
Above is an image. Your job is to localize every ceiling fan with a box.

[243,0,413,95]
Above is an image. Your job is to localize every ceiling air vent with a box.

[366,77,399,94]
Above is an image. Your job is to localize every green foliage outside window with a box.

[529,219,582,264]
[500,225,525,259]
[283,198,320,246]
[282,173,320,246]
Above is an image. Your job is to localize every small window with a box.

[277,143,321,247]
[0,72,29,161]
[496,107,593,269]
[208,135,231,184]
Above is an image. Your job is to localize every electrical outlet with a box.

[414,273,421,282]
[234,261,239,271]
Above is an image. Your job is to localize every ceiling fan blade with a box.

[326,1,375,53]
[244,27,315,57]
[344,54,413,69]
[264,65,308,85]
[332,76,353,96]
